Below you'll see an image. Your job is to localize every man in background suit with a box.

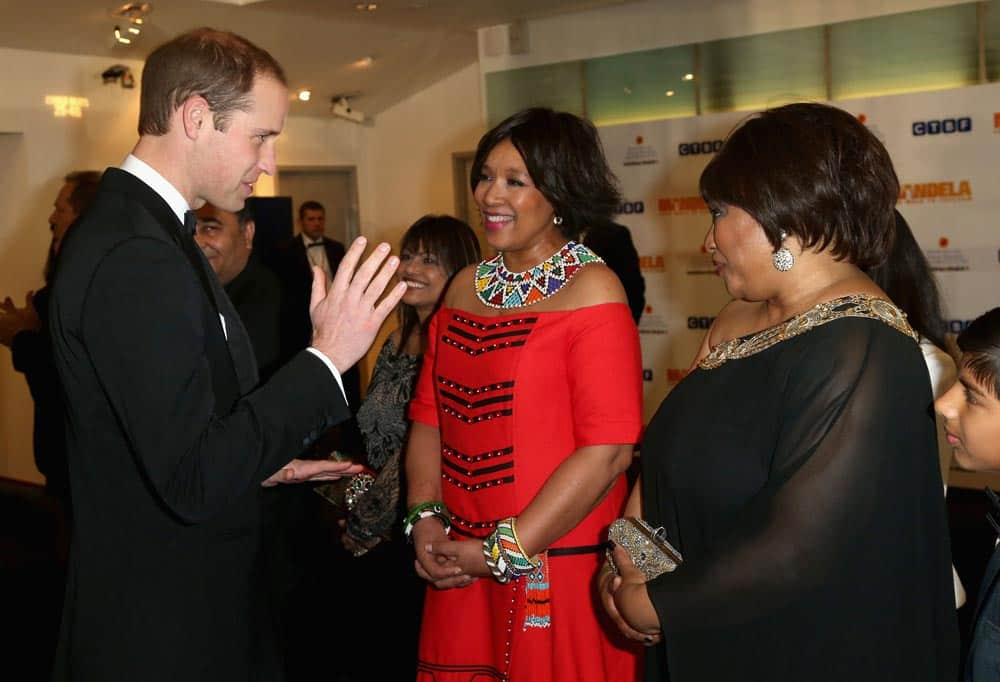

[49,28,405,682]
[278,200,361,453]
[277,200,345,350]
[0,170,101,504]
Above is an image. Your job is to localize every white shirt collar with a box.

[301,233,324,247]
[120,154,190,224]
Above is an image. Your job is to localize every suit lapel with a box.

[101,169,260,396]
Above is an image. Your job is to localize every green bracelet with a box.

[402,501,451,541]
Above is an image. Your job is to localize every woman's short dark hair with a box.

[958,307,1000,400]
[700,102,899,268]
[397,215,481,350]
[866,210,947,349]
[469,108,621,241]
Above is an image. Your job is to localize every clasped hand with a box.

[0,292,41,347]
[412,519,489,589]
[599,544,663,646]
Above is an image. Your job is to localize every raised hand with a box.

[309,237,407,373]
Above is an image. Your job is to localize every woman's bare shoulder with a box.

[562,262,626,308]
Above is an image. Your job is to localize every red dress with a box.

[409,302,643,681]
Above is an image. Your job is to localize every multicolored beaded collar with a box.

[474,241,603,309]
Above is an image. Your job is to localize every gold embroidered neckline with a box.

[699,294,917,370]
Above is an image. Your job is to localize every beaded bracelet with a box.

[482,516,540,583]
[482,530,513,583]
[402,501,451,541]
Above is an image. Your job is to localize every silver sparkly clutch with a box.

[607,517,682,580]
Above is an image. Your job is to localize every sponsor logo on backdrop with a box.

[616,200,645,215]
[899,180,972,203]
[911,117,972,136]
[924,241,1000,272]
[639,305,668,335]
[658,196,707,215]
[947,319,974,334]
[687,316,715,330]
[640,255,665,272]
[678,140,723,156]
[623,135,659,166]
[666,368,690,384]
[643,369,654,382]
[925,248,969,271]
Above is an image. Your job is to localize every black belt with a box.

[548,542,612,557]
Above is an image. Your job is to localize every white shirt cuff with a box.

[305,347,348,406]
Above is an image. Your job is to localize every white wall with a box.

[479,0,971,73]
[0,46,483,483]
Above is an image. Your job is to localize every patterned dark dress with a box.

[343,335,421,549]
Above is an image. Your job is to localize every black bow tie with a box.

[307,241,324,249]
[183,210,197,235]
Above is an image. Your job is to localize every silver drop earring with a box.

[772,230,794,272]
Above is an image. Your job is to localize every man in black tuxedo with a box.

[277,201,361,454]
[48,28,405,682]
[276,201,345,352]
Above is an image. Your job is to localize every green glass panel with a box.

[700,26,825,114]
[584,46,696,126]
[830,3,979,99]
[485,62,584,127]
[987,0,1000,81]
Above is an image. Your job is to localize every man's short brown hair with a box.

[138,27,286,136]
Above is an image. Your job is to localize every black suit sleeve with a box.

[81,237,350,523]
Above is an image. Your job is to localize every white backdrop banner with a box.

[599,83,1000,421]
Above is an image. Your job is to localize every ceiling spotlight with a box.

[682,73,694,81]
[297,89,312,102]
[113,26,131,45]
[353,56,375,68]
[665,90,675,97]
[101,64,135,88]
[128,25,141,35]
[354,2,377,10]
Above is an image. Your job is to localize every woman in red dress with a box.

[405,108,643,681]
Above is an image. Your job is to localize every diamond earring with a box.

[773,231,794,272]
[553,215,564,226]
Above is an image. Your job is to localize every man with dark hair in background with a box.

[0,170,101,502]
[0,170,100,679]
[194,201,284,378]
[277,200,361,455]
[48,28,405,682]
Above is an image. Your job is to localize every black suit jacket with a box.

[49,168,349,682]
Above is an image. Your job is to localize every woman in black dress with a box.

[601,102,959,681]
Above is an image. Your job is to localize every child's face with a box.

[935,361,1000,471]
